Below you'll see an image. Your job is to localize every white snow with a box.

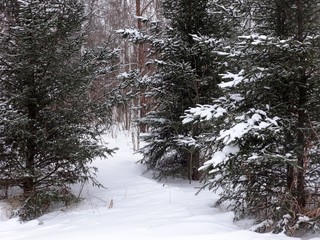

[219,70,246,88]
[115,28,143,40]
[0,131,303,240]
[182,104,227,124]
[200,144,240,171]
[217,109,279,146]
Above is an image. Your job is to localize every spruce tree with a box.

[127,0,238,179]
[184,0,320,234]
[0,0,116,220]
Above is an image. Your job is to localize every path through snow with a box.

[0,131,312,240]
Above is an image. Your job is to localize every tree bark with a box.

[295,0,307,209]
[296,88,307,208]
[24,103,37,194]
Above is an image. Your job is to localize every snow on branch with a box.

[219,70,246,88]
[238,34,272,45]
[116,28,145,42]
[174,135,197,148]
[201,108,281,170]
[182,105,227,124]
[191,34,230,56]
[182,94,244,124]
[199,144,239,171]
[191,34,221,45]
[218,108,280,146]
[134,15,149,22]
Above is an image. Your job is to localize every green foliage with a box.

[12,188,80,222]
[0,0,117,220]
[131,0,239,179]
[184,0,320,235]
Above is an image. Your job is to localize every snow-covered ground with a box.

[0,131,317,240]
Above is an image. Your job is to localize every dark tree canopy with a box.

[0,0,116,220]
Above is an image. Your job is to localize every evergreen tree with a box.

[0,0,117,220]
[184,0,320,234]
[122,0,238,180]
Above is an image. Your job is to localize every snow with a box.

[200,144,240,170]
[182,104,228,124]
[250,220,274,232]
[0,131,304,240]
[115,28,143,40]
[217,109,279,146]
[219,70,246,88]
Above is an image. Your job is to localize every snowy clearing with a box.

[0,131,315,240]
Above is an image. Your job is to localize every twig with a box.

[87,192,108,204]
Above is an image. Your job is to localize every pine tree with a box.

[0,0,117,220]
[184,0,320,234]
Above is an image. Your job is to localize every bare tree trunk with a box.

[135,0,148,133]
[83,0,159,131]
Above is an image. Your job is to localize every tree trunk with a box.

[287,164,295,190]
[23,99,37,194]
[296,102,307,208]
[296,74,307,208]
[191,150,200,181]
[295,0,307,209]
[136,0,147,133]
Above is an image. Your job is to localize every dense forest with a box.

[0,0,320,236]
